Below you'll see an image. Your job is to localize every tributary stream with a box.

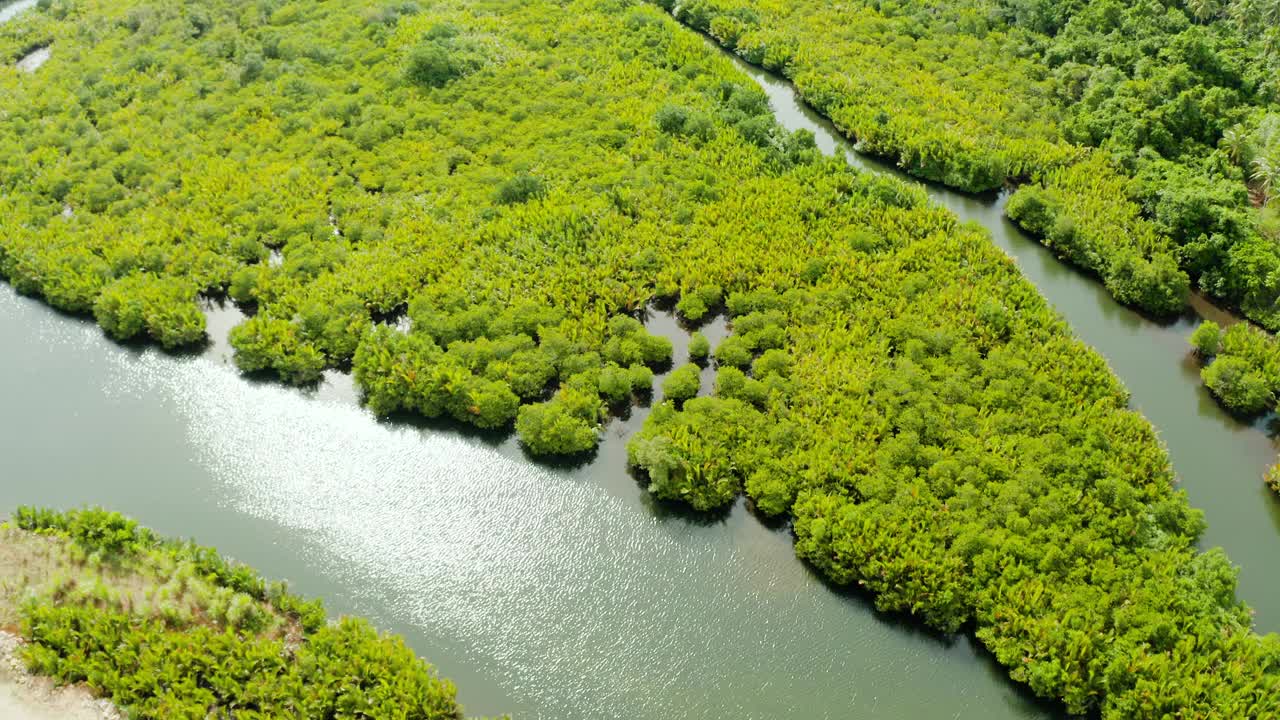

[1,3,1278,718]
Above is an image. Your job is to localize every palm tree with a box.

[1266,0,1280,25]
[1230,0,1280,33]
[1251,152,1280,205]
[1220,126,1251,167]
[1187,0,1223,22]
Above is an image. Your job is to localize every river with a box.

[1,4,1277,720]
[0,0,34,24]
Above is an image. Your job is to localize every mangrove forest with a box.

[3,0,1280,717]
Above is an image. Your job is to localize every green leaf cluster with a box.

[661,362,701,403]
[1191,320,1280,415]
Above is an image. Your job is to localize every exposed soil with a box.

[0,631,121,720]
[0,524,299,719]
[0,528,126,720]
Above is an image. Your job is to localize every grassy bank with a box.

[1,507,468,719]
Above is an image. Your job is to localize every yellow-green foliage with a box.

[1191,320,1280,416]
[1006,155,1188,316]
[689,0,1074,191]
[9,507,463,720]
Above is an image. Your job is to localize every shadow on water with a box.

[379,410,514,450]
[635,486,737,527]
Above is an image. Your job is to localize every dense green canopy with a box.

[1190,319,1280,416]
[1,0,1279,716]
[662,0,1280,325]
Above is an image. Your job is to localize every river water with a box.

[0,0,35,24]
[1,5,1277,720]
[16,45,50,72]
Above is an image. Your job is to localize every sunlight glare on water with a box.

[0,286,1050,719]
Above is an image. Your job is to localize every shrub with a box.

[714,366,767,406]
[229,316,326,385]
[654,104,690,134]
[688,331,711,362]
[1202,356,1273,415]
[713,335,753,368]
[745,462,794,516]
[675,293,708,321]
[515,389,601,455]
[1189,321,1221,357]
[602,315,672,366]
[627,397,762,511]
[445,375,520,429]
[662,363,701,403]
[494,173,546,205]
[752,348,791,378]
[598,362,634,403]
[1103,251,1190,318]
[627,364,654,393]
[93,274,206,349]
[1005,185,1056,235]
[404,32,483,89]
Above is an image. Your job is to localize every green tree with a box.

[688,331,711,363]
[93,274,206,349]
[1251,152,1280,204]
[1202,356,1273,414]
[1190,321,1222,357]
[662,363,701,403]
[404,39,474,88]
[713,335,753,368]
[598,362,635,403]
[515,388,601,455]
[494,173,547,205]
[229,316,326,385]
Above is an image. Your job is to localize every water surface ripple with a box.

[0,288,1054,719]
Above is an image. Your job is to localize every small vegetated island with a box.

[665,0,1280,327]
[0,507,465,718]
[0,0,1278,716]
[1188,317,1280,492]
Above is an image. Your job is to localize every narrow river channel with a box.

[1,3,1276,719]
[713,43,1280,631]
